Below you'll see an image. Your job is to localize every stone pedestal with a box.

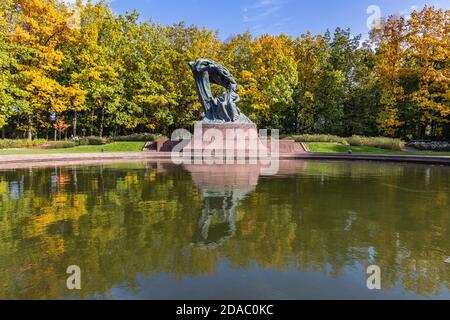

[144,122,307,155]
[199,123,258,138]
[187,123,260,153]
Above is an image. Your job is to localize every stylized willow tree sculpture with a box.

[189,59,253,124]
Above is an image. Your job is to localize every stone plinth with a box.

[144,123,307,155]
[198,123,258,139]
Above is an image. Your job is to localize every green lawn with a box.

[306,142,450,157]
[0,142,146,155]
[2,141,449,157]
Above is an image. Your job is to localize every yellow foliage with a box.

[374,6,449,136]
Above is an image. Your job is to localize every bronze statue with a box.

[189,59,253,124]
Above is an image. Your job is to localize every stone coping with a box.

[287,153,450,165]
[0,151,449,168]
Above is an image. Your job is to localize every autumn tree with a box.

[342,42,381,136]
[372,15,408,137]
[373,6,449,139]
[327,28,381,136]
[165,22,222,132]
[220,32,254,120]
[290,33,328,133]
[66,1,121,137]
[242,34,298,129]
[405,6,449,139]
[0,1,447,141]
[9,0,78,139]
[114,14,176,135]
[0,0,14,134]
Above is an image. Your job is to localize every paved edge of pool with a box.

[288,153,450,165]
[0,152,449,167]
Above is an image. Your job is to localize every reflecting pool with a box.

[0,160,449,299]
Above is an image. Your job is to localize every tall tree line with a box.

[0,0,448,140]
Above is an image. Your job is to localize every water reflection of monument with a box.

[152,161,308,249]
[183,164,260,249]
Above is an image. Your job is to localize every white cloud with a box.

[243,0,285,23]
[399,1,449,20]
[399,4,418,19]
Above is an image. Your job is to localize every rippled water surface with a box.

[0,160,449,299]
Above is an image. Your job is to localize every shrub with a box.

[289,134,405,151]
[112,133,167,142]
[46,141,78,149]
[291,134,349,145]
[88,136,107,145]
[346,136,405,151]
[407,141,450,151]
[78,136,107,145]
[77,137,89,145]
[0,139,46,149]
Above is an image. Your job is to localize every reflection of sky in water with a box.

[0,161,449,299]
[51,172,57,194]
[102,261,450,300]
[8,180,22,200]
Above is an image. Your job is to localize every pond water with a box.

[0,160,449,300]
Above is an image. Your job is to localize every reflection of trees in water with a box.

[0,161,449,299]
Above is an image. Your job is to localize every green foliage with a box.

[112,133,167,142]
[0,139,46,149]
[346,136,405,151]
[46,141,78,149]
[78,136,108,146]
[407,141,450,151]
[0,1,447,141]
[372,6,449,139]
[289,134,405,150]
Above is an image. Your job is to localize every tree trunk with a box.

[99,107,105,138]
[54,113,57,141]
[90,107,95,136]
[73,110,77,137]
[1,127,5,139]
[295,106,301,134]
[27,117,33,141]
[445,123,450,142]
[418,124,426,140]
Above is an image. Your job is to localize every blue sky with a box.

[106,0,449,39]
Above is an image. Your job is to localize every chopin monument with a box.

[147,59,302,156]
[188,58,253,124]
[184,58,260,155]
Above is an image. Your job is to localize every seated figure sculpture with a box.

[189,59,253,124]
